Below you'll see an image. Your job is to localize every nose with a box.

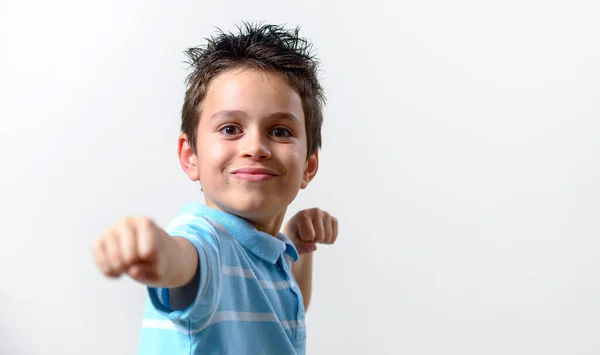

[240,130,271,160]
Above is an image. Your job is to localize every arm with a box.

[155,236,199,288]
[284,208,338,313]
[92,217,198,289]
[292,252,313,311]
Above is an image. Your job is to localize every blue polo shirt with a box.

[137,203,306,355]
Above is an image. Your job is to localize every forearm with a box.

[151,234,198,289]
[292,252,313,311]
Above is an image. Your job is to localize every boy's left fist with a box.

[283,208,338,254]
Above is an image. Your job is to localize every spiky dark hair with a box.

[181,22,325,157]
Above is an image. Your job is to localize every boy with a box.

[92,22,338,354]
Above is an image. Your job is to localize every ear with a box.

[301,151,319,189]
[177,133,199,181]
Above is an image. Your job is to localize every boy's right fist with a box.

[92,217,167,285]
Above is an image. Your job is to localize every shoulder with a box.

[166,213,222,247]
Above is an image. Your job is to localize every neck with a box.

[205,199,286,237]
[247,210,286,236]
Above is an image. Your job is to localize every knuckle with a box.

[112,260,123,269]
[301,234,314,243]
[142,227,158,242]
[303,213,313,224]
[122,252,135,264]
[139,242,157,260]
[138,217,154,228]
[108,232,122,245]
[118,217,131,228]
[101,261,113,274]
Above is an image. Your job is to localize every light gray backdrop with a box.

[1,0,599,354]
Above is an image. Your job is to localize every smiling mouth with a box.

[230,167,280,182]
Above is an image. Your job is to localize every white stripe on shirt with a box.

[142,312,303,334]
[223,266,290,290]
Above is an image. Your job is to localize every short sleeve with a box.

[147,214,221,328]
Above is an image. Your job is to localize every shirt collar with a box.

[180,203,299,264]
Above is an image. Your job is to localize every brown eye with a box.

[220,125,241,136]
[270,127,291,138]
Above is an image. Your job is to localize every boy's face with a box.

[179,68,318,225]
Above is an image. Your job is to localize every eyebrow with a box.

[209,110,301,123]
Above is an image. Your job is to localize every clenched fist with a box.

[284,208,338,254]
[92,217,170,286]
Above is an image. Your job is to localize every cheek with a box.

[196,142,227,188]
[282,148,306,177]
[199,140,231,169]
[207,144,225,164]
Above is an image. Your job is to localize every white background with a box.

[1,1,599,354]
